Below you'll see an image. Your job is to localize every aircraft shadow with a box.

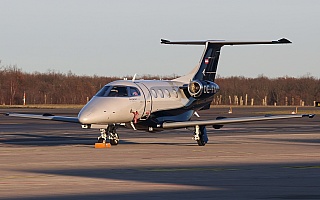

[0,133,97,146]
[5,162,320,200]
[0,132,196,146]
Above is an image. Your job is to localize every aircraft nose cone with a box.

[78,98,108,124]
[78,110,91,124]
[78,102,99,124]
[78,96,112,124]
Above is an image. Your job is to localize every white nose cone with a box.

[78,108,92,124]
[78,97,107,124]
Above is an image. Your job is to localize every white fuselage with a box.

[78,80,190,125]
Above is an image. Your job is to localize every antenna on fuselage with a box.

[132,73,137,82]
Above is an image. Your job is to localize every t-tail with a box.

[161,38,291,83]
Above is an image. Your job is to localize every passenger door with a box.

[127,86,146,121]
[135,83,152,118]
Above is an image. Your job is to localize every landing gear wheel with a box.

[109,133,119,145]
[194,125,208,146]
[98,125,120,145]
[107,125,119,145]
[197,134,206,146]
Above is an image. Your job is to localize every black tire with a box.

[109,133,119,145]
[197,135,206,146]
[110,139,119,145]
[196,126,207,146]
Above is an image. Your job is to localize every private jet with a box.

[6,38,315,146]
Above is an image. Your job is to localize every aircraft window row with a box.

[151,88,178,98]
[95,85,140,97]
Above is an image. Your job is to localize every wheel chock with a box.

[94,143,111,148]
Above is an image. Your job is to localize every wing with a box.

[162,114,315,129]
[5,113,79,123]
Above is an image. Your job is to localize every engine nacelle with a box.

[188,80,219,98]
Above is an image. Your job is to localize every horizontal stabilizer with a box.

[161,38,291,46]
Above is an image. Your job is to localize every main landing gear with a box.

[193,125,208,146]
[97,125,119,145]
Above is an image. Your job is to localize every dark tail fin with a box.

[161,38,291,82]
[194,43,221,81]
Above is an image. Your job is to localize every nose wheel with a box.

[109,132,119,145]
[98,125,120,145]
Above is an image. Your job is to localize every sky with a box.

[1,0,320,78]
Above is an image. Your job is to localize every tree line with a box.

[214,75,320,106]
[1,65,319,106]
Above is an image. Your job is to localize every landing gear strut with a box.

[193,125,208,146]
[98,125,120,145]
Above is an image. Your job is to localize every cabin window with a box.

[129,87,140,96]
[158,89,164,98]
[164,89,171,98]
[172,89,178,98]
[151,89,157,98]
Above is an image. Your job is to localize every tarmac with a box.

[0,107,319,199]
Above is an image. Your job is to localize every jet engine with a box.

[188,80,219,98]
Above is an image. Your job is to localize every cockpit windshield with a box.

[108,86,128,97]
[95,85,140,97]
[95,86,110,97]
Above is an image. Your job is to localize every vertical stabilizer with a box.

[193,43,221,81]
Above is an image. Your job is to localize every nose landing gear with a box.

[98,125,119,145]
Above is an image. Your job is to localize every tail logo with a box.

[204,58,210,65]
